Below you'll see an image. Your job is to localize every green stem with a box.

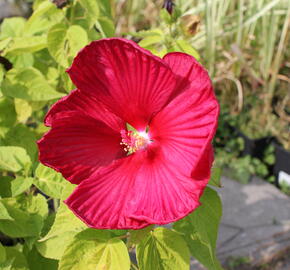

[131,262,139,270]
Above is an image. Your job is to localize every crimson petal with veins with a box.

[38,112,125,185]
[67,38,176,129]
[39,39,219,229]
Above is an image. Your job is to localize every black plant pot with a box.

[273,143,290,186]
[238,132,273,160]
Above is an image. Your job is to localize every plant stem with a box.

[131,262,139,270]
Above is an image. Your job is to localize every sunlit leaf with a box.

[136,227,190,270]
[25,1,64,35]
[14,99,32,123]
[0,246,29,270]
[6,36,47,55]
[173,39,200,60]
[79,0,100,27]
[0,146,31,172]
[36,231,79,260]
[209,167,222,188]
[34,164,67,199]
[39,202,86,242]
[95,16,115,37]
[2,67,64,101]
[0,17,26,39]
[0,201,13,220]
[3,124,37,161]
[0,195,47,238]
[59,229,130,270]
[174,187,223,270]
[47,23,88,67]
[10,177,33,197]
[6,52,34,68]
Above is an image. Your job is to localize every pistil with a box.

[120,129,151,154]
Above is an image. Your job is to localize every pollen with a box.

[120,129,151,154]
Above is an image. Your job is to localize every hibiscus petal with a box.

[150,52,219,178]
[65,154,151,229]
[38,112,125,184]
[44,89,124,132]
[65,53,219,229]
[65,149,204,229]
[67,38,176,129]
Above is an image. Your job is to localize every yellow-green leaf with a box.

[0,146,31,172]
[2,67,64,101]
[136,227,190,270]
[6,36,47,55]
[59,234,130,270]
[34,164,67,199]
[174,187,223,270]
[47,23,88,67]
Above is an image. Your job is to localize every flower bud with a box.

[180,15,201,37]
[51,0,68,9]
[162,0,175,15]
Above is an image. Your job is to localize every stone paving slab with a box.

[217,177,290,265]
[191,177,290,269]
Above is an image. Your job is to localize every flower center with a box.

[120,129,151,154]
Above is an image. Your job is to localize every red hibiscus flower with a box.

[38,38,219,230]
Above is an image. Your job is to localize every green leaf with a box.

[14,99,32,123]
[0,243,5,263]
[0,176,33,198]
[47,23,88,67]
[59,232,130,270]
[39,202,86,241]
[0,246,29,270]
[0,201,13,220]
[24,1,64,35]
[0,38,12,51]
[136,227,190,270]
[98,0,112,16]
[0,146,31,172]
[6,53,34,68]
[95,16,115,37]
[79,0,100,27]
[0,17,26,38]
[36,231,79,260]
[0,97,17,130]
[21,194,49,219]
[174,39,200,60]
[2,67,64,101]
[174,187,223,270]
[66,25,88,57]
[129,225,154,246]
[209,167,222,188]
[3,124,37,161]
[138,30,164,48]
[34,164,67,199]
[26,246,58,270]
[0,65,4,85]
[0,195,46,237]
[6,36,47,55]
[0,176,13,198]
[10,177,33,197]
[60,181,77,200]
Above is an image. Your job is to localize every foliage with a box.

[0,0,224,269]
[214,119,276,185]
